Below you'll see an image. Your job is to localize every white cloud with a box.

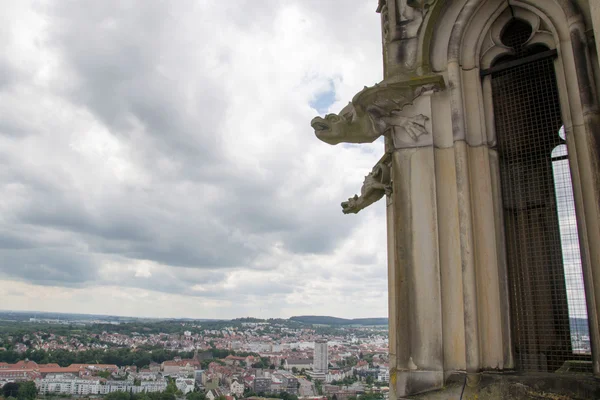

[0,0,387,319]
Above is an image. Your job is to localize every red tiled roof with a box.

[225,355,246,360]
[2,360,39,370]
[163,359,199,367]
[70,364,118,369]
[38,366,81,374]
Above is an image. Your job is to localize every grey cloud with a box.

[0,61,12,89]
[95,261,296,301]
[0,248,98,286]
[0,231,38,250]
[0,0,386,317]
[44,1,229,168]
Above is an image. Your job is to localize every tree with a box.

[97,370,112,379]
[17,381,37,400]
[278,392,299,400]
[105,392,131,400]
[358,393,383,400]
[186,392,206,400]
[314,379,323,395]
[2,382,20,398]
[346,356,358,367]
[165,381,182,396]
[291,367,298,374]
[148,392,175,400]
[366,376,375,385]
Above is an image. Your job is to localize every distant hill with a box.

[290,316,388,326]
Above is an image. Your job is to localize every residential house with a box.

[230,379,244,397]
[206,388,224,400]
[224,356,246,366]
[162,358,200,376]
[175,377,195,395]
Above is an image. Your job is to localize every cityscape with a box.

[2,0,600,399]
[0,311,389,400]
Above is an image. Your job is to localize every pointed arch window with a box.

[489,19,591,372]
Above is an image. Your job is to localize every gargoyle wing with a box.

[352,82,416,116]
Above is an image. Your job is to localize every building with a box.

[0,361,40,381]
[253,377,271,394]
[273,371,298,395]
[36,374,167,395]
[230,379,244,397]
[224,355,246,366]
[149,362,161,372]
[312,0,600,398]
[325,369,352,384]
[314,340,328,373]
[206,388,224,400]
[140,380,168,393]
[203,375,219,390]
[284,359,312,371]
[377,368,389,383]
[0,361,119,382]
[161,358,200,376]
[305,370,326,382]
[139,369,159,381]
[175,377,195,395]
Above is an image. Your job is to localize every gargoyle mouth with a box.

[310,117,330,132]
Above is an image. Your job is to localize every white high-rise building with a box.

[314,340,328,373]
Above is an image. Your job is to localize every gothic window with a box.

[488,19,590,372]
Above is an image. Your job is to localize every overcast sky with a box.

[0,0,387,319]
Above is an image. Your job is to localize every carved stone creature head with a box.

[341,194,360,214]
[311,102,381,145]
[340,162,391,214]
[310,81,433,145]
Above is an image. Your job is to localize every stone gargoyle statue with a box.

[342,162,391,214]
[310,80,439,146]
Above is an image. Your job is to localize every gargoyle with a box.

[311,80,440,146]
[342,163,392,214]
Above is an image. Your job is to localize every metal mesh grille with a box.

[491,37,590,372]
[552,141,591,355]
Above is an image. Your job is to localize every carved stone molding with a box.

[377,0,436,41]
[397,0,436,40]
[311,75,444,149]
[377,0,438,76]
[377,0,391,43]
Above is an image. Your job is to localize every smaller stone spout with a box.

[341,160,391,214]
